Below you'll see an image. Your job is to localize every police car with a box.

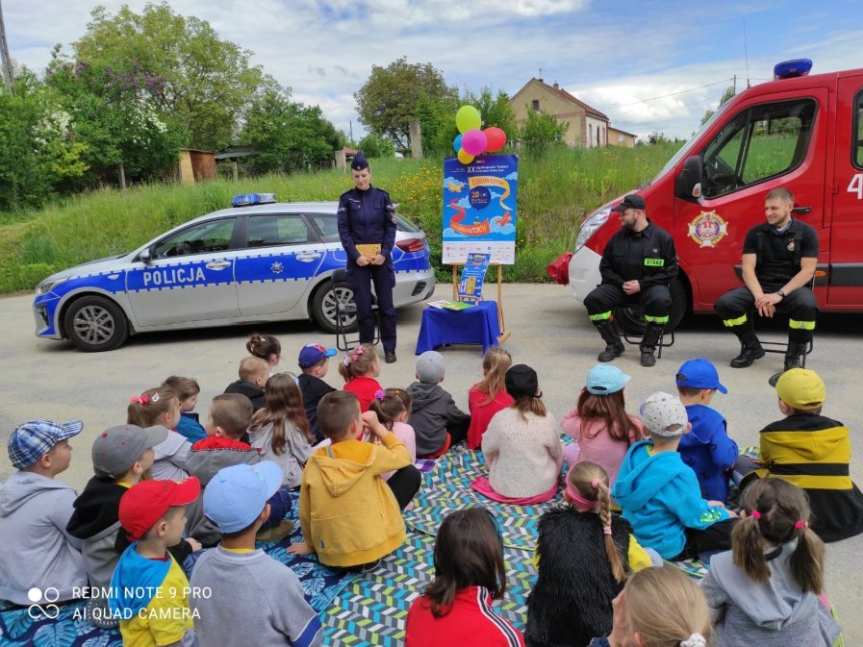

[33,193,436,351]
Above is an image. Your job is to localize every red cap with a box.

[119,477,201,540]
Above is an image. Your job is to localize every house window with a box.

[532,99,540,112]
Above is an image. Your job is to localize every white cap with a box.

[640,391,688,437]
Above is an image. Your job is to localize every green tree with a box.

[518,109,567,157]
[355,57,456,154]
[357,133,395,159]
[0,71,88,210]
[71,3,267,150]
[241,86,341,174]
[701,85,736,125]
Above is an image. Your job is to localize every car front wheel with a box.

[63,295,129,352]
[310,280,359,334]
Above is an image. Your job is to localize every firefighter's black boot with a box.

[769,341,809,387]
[595,320,624,362]
[730,324,765,368]
[639,324,663,367]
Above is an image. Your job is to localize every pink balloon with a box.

[462,129,487,156]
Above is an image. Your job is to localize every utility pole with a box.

[349,120,353,145]
[0,0,14,88]
[732,74,736,95]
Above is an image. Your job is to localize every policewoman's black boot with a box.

[595,320,624,362]
[639,324,663,367]
[730,326,765,368]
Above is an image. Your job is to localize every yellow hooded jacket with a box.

[299,432,410,567]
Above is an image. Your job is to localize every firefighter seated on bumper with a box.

[714,187,818,380]
[583,193,678,368]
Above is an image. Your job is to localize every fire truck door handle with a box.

[792,206,812,216]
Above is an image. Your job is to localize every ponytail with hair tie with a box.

[680,633,707,647]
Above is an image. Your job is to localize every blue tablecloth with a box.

[415,300,501,354]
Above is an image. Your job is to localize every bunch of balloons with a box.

[452,105,508,164]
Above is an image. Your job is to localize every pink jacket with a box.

[561,412,644,487]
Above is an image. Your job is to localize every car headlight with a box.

[575,206,612,250]
[36,278,66,295]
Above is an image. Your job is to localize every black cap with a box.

[351,151,369,171]
[613,193,646,212]
[505,364,540,399]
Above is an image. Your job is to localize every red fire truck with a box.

[555,60,863,331]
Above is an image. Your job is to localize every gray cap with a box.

[640,392,689,438]
[416,351,445,384]
[92,424,168,478]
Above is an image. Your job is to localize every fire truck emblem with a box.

[688,211,728,248]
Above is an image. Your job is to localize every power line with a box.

[617,78,733,107]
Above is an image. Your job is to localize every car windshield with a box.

[651,100,732,183]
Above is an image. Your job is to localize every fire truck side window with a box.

[702,99,816,198]
[854,91,863,168]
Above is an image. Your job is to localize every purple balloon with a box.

[462,129,487,156]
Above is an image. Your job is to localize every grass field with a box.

[0,142,680,294]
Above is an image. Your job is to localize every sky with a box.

[5,0,863,142]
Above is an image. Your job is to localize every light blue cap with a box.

[203,462,283,533]
[586,363,631,395]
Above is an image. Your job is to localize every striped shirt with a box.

[406,585,524,647]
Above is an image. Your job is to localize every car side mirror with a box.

[675,155,704,202]
[138,247,152,264]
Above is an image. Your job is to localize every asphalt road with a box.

[1,284,862,639]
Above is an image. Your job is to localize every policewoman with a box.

[337,152,399,363]
[583,193,678,367]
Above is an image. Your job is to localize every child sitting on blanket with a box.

[478,364,562,502]
[340,343,384,413]
[409,351,471,458]
[701,478,841,647]
[675,358,738,503]
[162,375,207,443]
[369,389,417,482]
[289,391,418,568]
[128,385,192,482]
[191,462,323,647]
[588,566,712,647]
[248,373,314,490]
[561,364,644,488]
[526,461,657,647]
[467,348,514,450]
[406,507,525,647]
[612,392,737,561]
[225,356,269,411]
[297,342,337,443]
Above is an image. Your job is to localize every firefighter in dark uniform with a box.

[337,152,399,363]
[584,194,678,367]
[714,187,818,381]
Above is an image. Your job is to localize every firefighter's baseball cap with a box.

[613,194,646,212]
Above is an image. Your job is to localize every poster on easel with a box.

[458,253,491,304]
[442,154,518,265]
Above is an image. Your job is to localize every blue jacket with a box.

[678,404,738,502]
[337,186,397,270]
[177,412,207,443]
[612,440,731,559]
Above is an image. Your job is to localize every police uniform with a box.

[337,154,398,358]
[714,219,818,369]
[584,199,678,367]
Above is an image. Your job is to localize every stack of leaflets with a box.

[427,300,475,311]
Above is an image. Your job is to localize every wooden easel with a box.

[450,262,511,344]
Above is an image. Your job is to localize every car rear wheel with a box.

[311,280,359,334]
[616,278,688,336]
[63,295,129,352]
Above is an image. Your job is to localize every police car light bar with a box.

[774,58,812,80]
[231,193,277,207]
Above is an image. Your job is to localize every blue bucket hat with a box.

[8,419,83,470]
[586,364,631,395]
[676,358,728,394]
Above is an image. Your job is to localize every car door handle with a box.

[295,252,322,262]
[206,260,232,270]
[792,206,812,216]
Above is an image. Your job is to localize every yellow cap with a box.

[775,368,825,409]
